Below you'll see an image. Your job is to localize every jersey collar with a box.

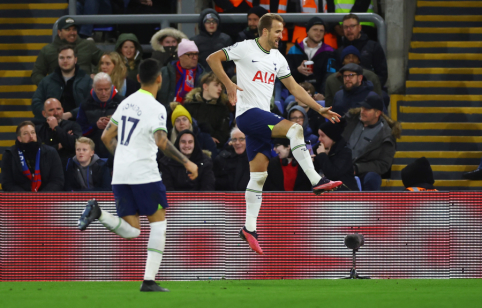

[255,38,270,54]
[138,88,154,97]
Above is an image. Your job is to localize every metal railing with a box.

[53,13,387,53]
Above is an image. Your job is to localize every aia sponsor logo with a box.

[252,71,275,84]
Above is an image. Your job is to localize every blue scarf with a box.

[18,148,41,192]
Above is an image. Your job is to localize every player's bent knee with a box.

[286,123,304,140]
[250,171,268,187]
[124,227,141,240]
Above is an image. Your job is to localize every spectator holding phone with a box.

[264,138,312,192]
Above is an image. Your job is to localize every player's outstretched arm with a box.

[101,121,118,156]
[206,50,243,106]
[281,76,341,124]
[154,130,198,180]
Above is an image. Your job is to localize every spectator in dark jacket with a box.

[65,137,112,191]
[157,39,206,110]
[324,45,382,107]
[264,138,312,192]
[150,27,188,68]
[191,9,233,75]
[337,14,388,86]
[235,6,269,42]
[115,33,143,82]
[313,120,358,191]
[184,72,231,149]
[213,127,250,191]
[169,102,218,159]
[36,98,83,168]
[97,52,139,97]
[77,73,124,158]
[332,63,379,116]
[342,93,402,191]
[287,105,319,146]
[286,17,337,94]
[31,45,92,122]
[2,121,64,192]
[401,157,438,192]
[159,130,215,191]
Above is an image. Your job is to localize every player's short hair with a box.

[138,58,162,85]
[200,72,222,87]
[343,13,360,24]
[299,82,315,96]
[76,136,95,151]
[258,13,284,36]
[58,44,77,57]
[16,121,36,137]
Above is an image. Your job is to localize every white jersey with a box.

[110,89,167,185]
[223,39,291,117]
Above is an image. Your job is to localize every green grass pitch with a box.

[2,279,482,308]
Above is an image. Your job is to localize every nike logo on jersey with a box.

[252,60,259,62]
[253,71,275,84]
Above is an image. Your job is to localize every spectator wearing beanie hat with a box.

[324,45,382,107]
[264,138,312,192]
[313,120,359,191]
[157,39,206,111]
[168,102,217,159]
[191,8,233,76]
[235,6,269,43]
[402,157,438,191]
[286,16,337,94]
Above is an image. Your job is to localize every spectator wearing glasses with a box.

[331,63,381,116]
[336,14,387,87]
[157,39,206,111]
[191,9,233,75]
[287,105,319,147]
[213,127,250,191]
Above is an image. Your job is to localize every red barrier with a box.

[1,192,481,280]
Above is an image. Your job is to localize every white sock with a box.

[245,172,268,232]
[98,210,140,239]
[286,123,322,185]
[144,220,167,281]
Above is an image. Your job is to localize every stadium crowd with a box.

[4,0,436,192]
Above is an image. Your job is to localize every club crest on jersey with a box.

[252,71,275,84]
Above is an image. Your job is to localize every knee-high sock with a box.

[286,123,322,185]
[245,171,268,232]
[144,220,167,281]
[98,210,140,239]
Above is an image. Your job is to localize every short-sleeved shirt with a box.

[223,38,291,118]
[110,89,167,185]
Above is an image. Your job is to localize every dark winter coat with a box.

[76,89,124,158]
[159,131,215,191]
[264,158,312,191]
[213,146,250,191]
[150,27,188,68]
[331,80,375,116]
[31,35,103,85]
[184,88,231,148]
[1,143,64,192]
[342,109,399,176]
[313,138,359,191]
[115,33,143,82]
[35,119,83,167]
[31,65,92,121]
[286,40,337,93]
[190,8,233,75]
[157,61,206,112]
[64,154,112,191]
[337,32,388,86]
[324,69,382,107]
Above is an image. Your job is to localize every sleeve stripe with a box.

[153,127,167,134]
[278,73,292,80]
[110,118,118,125]
[222,48,230,61]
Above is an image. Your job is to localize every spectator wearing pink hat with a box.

[157,39,206,112]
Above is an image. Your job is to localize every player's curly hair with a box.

[258,13,284,36]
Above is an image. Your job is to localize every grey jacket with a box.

[342,109,400,176]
